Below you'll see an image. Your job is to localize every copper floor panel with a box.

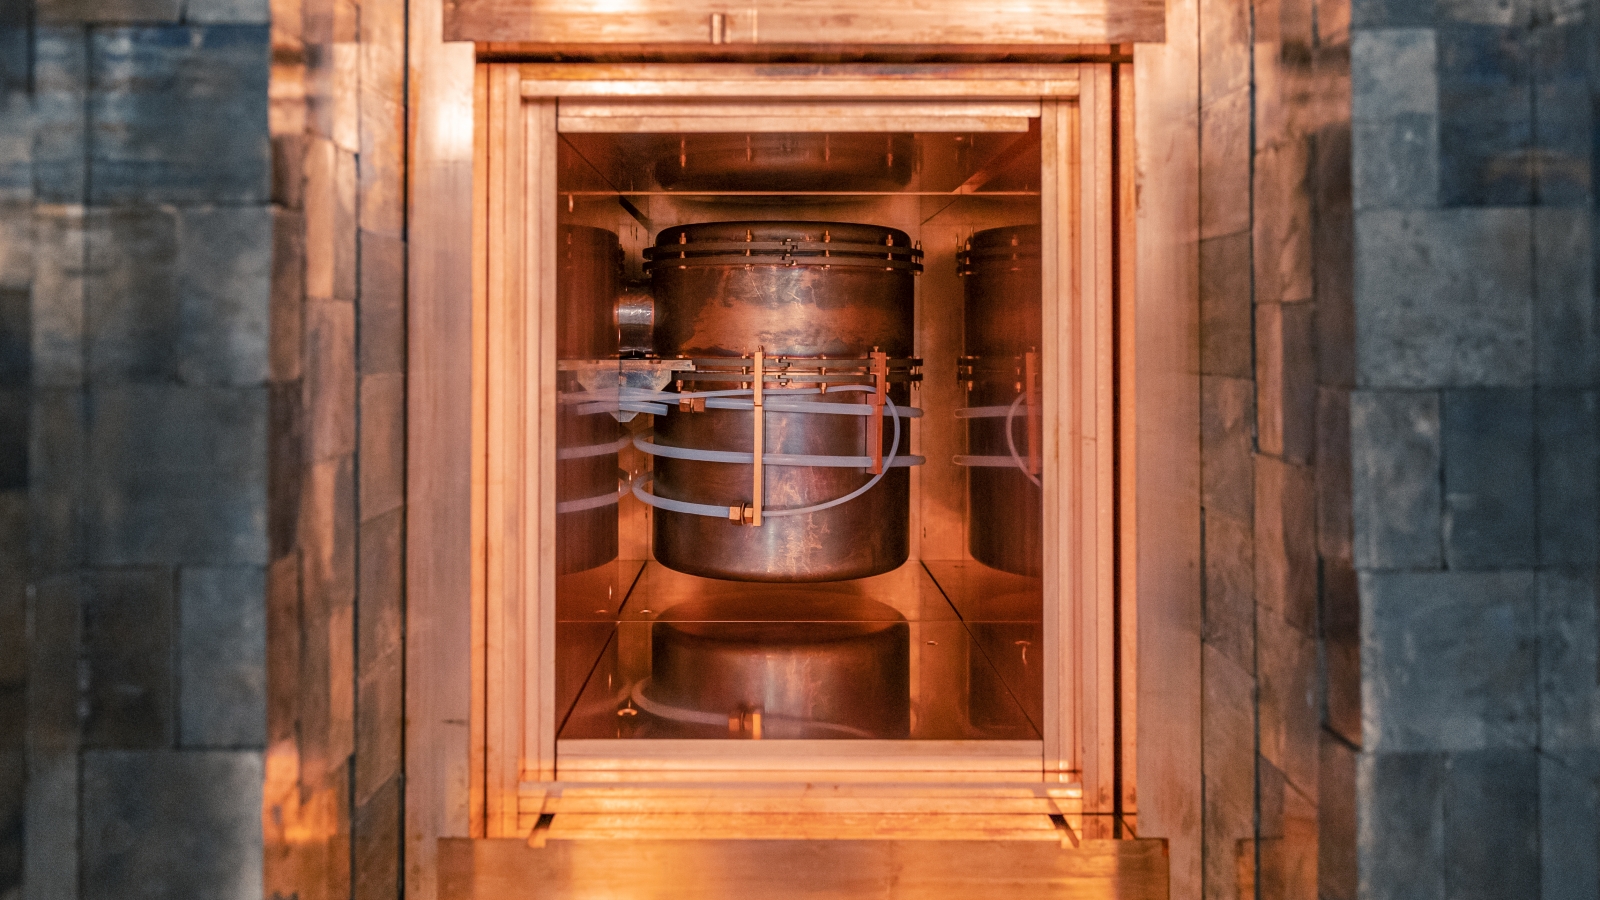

[439,835,1167,899]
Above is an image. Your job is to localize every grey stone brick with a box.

[0,92,30,202]
[1355,208,1532,388]
[1436,25,1533,207]
[334,148,357,302]
[81,568,175,749]
[357,507,402,674]
[359,373,404,522]
[1533,207,1597,387]
[1252,131,1313,305]
[1257,606,1318,795]
[88,26,269,205]
[0,203,31,289]
[267,380,303,560]
[1199,231,1252,379]
[1202,510,1254,671]
[0,388,24,490]
[357,230,405,375]
[1436,0,1539,25]
[1201,644,1255,900]
[305,299,355,461]
[81,750,263,900]
[27,575,81,757]
[1540,751,1599,900]
[175,206,271,386]
[298,454,355,615]
[1537,390,1598,566]
[85,384,268,566]
[32,28,89,204]
[31,206,87,387]
[184,0,270,24]
[1319,735,1358,900]
[0,285,27,386]
[85,206,180,383]
[1202,375,1255,522]
[1441,388,1535,569]
[30,388,85,570]
[179,566,266,748]
[1531,25,1591,207]
[1255,456,1317,634]
[1323,558,1362,746]
[270,208,305,384]
[1361,569,1537,751]
[353,773,401,900]
[1358,751,1445,900]
[24,752,78,900]
[1441,749,1540,900]
[0,493,24,683]
[1352,0,1433,29]
[1256,300,1316,463]
[1352,30,1437,121]
[36,0,180,23]
[1200,88,1252,240]
[1353,115,1439,209]
[354,651,400,808]
[1351,390,1442,568]
[1199,0,1250,104]
[1313,124,1355,388]
[1538,569,1599,752]
[1316,388,1354,562]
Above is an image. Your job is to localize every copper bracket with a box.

[729,348,765,526]
[678,396,706,412]
[866,348,888,474]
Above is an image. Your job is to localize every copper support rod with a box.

[751,348,765,526]
[1024,349,1041,476]
[867,349,888,474]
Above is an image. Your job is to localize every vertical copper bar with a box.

[867,348,888,474]
[1025,348,1041,475]
[751,348,765,526]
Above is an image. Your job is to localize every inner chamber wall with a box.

[551,128,1047,747]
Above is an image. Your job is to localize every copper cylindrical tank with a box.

[646,221,919,582]
[655,134,915,193]
[556,225,623,575]
[961,225,1042,577]
[649,595,911,739]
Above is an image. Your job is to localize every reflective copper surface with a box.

[647,594,911,739]
[961,224,1042,577]
[655,133,915,193]
[557,224,623,575]
[648,221,917,581]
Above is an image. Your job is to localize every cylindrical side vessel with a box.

[648,221,917,582]
[649,595,911,739]
[962,225,1043,577]
[557,225,623,576]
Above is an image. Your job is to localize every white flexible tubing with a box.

[1004,392,1043,487]
[629,395,905,519]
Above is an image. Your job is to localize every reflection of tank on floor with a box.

[957,224,1043,578]
[631,595,911,740]
[637,220,925,582]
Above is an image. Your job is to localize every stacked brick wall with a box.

[1350,2,1600,896]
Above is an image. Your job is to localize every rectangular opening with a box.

[551,124,1046,768]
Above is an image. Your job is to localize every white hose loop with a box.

[629,395,907,519]
[1004,393,1043,487]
